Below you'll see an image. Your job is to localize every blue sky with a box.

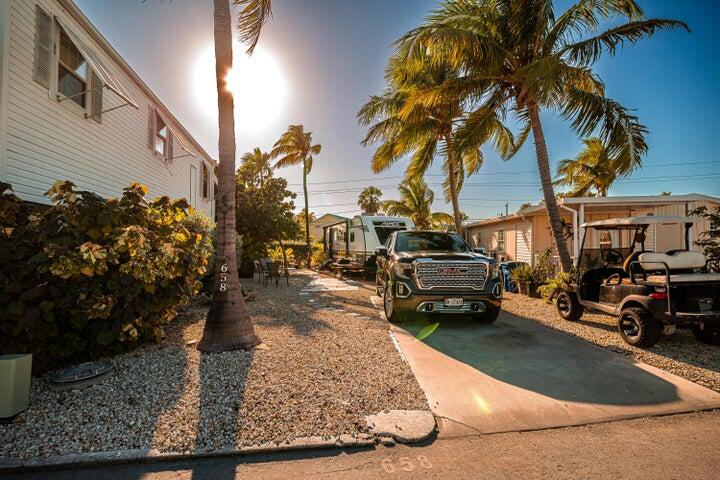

[76,0,720,220]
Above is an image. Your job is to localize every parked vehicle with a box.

[375,230,503,323]
[323,216,414,276]
[556,216,720,347]
[500,261,528,293]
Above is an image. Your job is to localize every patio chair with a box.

[263,261,281,288]
[253,260,262,282]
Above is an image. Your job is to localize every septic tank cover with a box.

[49,362,113,390]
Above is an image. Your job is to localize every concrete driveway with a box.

[380,302,720,438]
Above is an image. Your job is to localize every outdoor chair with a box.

[263,261,281,288]
[253,260,263,282]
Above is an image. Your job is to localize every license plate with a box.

[444,297,464,307]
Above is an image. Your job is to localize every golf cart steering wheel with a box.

[601,248,623,265]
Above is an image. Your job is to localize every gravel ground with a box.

[0,272,427,461]
[502,292,720,393]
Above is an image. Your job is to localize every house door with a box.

[189,165,198,208]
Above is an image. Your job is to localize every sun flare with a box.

[193,43,287,134]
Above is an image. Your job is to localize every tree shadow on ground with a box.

[400,311,682,406]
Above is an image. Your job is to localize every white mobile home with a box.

[0,0,217,216]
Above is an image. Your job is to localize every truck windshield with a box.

[394,232,470,253]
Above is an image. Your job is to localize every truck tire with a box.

[556,291,584,322]
[691,323,720,345]
[618,307,662,348]
[474,302,501,323]
[383,285,401,323]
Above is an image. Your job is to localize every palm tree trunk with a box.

[278,236,288,269]
[528,103,573,272]
[445,136,464,233]
[198,0,260,352]
[303,158,311,268]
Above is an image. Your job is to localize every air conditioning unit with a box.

[1,354,32,421]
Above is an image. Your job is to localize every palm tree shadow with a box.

[190,349,254,480]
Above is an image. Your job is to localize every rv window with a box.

[373,221,407,245]
[350,232,355,242]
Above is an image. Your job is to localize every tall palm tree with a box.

[358,55,517,233]
[382,178,453,230]
[555,137,619,196]
[395,0,687,271]
[238,147,273,187]
[199,0,271,352]
[358,186,383,215]
[271,125,321,267]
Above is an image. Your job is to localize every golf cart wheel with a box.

[556,291,584,322]
[474,302,501,323]
[618,307,662,348]
[383,284,401,323]
[691,323,720,345]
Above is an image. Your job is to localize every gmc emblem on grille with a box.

[437,267,468,275]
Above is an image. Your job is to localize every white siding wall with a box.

[0,0,215,217]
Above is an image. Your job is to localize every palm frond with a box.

[234,0,272,55]
[561,19,689,65]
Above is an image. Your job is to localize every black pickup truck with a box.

[375,230,503,323]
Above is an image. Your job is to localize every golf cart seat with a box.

[637,251,711,283]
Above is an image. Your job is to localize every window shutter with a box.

[167,130,174,164]
[33,5,52,88]
[90,70,103,123]
[147,107,155,150]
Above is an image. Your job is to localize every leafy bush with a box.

[0,181,213,373]
[538,270,577,303]
[510,264,533,285]
[268,244,294,264]
[690,205,720,272]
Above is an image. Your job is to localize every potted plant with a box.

[526,250,554,298]
[511,264,533,295]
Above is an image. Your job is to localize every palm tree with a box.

[238,147,273,187]
[358,55,516,233]
[395,0,687,271]
[554,138,619,196]
[382,178,453,230]
[358,186,383,215]
[199,0,271,352]
[295,208,316,238]
[271,125,321,267]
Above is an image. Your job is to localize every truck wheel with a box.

[383,286,401,323]
[618,307,662,348]
[474,302,501,323]
[556,291,584,321]
[691,323,720,345]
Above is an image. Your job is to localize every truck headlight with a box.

[394,263,412,279]
[488,263,500,280]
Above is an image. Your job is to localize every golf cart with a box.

[556,215,720,347]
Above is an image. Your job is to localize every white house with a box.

[465,194,720,265]
[0,0,217,217]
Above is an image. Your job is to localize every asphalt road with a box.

[6,411,720,480]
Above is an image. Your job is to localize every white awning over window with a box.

[55,17,138,110]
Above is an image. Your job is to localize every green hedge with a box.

[0,181,213,373]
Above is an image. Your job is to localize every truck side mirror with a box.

[375,247,388,258]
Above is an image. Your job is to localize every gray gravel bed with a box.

[1,272,427,461]
[502,292,720,393]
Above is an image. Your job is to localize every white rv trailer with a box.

[323,215,415,274]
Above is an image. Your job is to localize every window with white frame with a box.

[497,230,505,252]
[202,164,209,199]
[57,26,88,108]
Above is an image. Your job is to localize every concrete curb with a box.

[0,434,377,474]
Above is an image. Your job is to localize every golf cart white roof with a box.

[581,215,696,229]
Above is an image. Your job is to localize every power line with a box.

[285,160,720,186]
[290,172,720,196]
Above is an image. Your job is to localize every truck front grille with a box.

[414,262,488,290]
